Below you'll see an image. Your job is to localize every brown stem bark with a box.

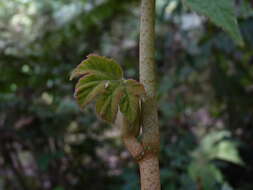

[139,156,160,190]
[139,0,160,189]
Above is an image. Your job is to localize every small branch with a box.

[122,136,144,161]
[116,111,144,161]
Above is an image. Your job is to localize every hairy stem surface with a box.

[123,0,160,189]
[139,0,160,189]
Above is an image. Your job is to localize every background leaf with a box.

[183,0,244,46]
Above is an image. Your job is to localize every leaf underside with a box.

[71,54,145,124]
[184,0,244,46]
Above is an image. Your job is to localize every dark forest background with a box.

[1,0,253,189]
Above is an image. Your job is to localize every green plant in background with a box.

[184,0,244,46]
[71,0,245,189]
[188,130,243,190]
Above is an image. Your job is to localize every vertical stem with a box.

[139,0,160,189]
[140,0,159,149]
[139,156,160,190]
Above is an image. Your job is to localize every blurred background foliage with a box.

[0,0,253,189]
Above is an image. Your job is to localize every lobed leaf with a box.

[71,55,145,125]
[183,0,244,46]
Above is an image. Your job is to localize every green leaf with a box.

[120,80,144,123]
[95,81,124,122]
[75,79,106,108]
[70,54,123,80]
[183,0,244,46]
[71,54,145,124]
[119,80,144,137]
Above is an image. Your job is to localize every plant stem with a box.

[122,0,160,188]
[139,155,160,190]
[139,0,160,189]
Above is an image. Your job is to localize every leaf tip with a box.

[69,70,76,81]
